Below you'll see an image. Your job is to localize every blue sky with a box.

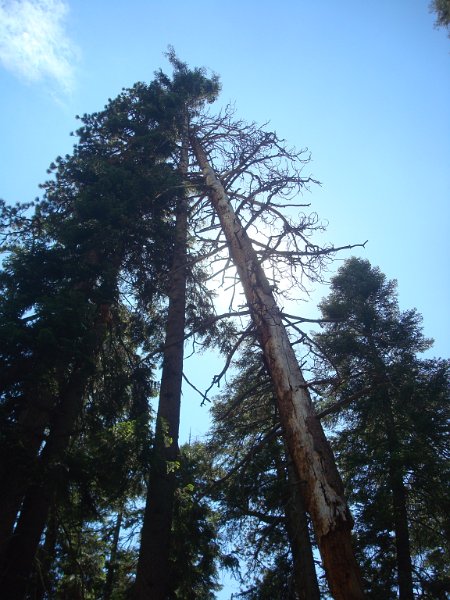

[0,1,448,595]
[1,0,449,417]
[0,0,448,426]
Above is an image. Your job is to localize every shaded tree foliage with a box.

[315,258,450,599]
[207,348,322,599]
[0,79,179,596]
[430,0,450,36]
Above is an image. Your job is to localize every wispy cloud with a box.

[0,0,79,94]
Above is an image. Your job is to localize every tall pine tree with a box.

[315,257,450,598]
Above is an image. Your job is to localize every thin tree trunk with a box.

[371,351,414,600]
[191,133,364,600]
[285,459,321,600]
[33,506,58,600]
[0,388,59,548]
[273,417,321,600]
[103,510,123,600]
[384,401,414,600]
[0,254,118,553]
[134,122,189,600]
[390,466,414,600]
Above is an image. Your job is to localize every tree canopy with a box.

[315,258,450,598]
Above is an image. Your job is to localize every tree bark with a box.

[0,255,118,554]
[134,122,189,600]
[370,347,414,600]
[21,505,58,600]
[284,459,321,600]
[103,509,123,600]
[384,401,414,600]
[0,386,59,549]
[191,133,364,600]
[390,465,414,600]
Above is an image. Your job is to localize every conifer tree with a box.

[190,134,365,599]
[1,55,372,598]
[0,81,177,597]
[207,348,321,599]
[315,257,450,598]
[133,52,221,599]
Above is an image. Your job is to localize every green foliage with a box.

[206,348,319,599]
[0,77,179,431]
[315,257,450,597]
[161,47,220,117]
[167,444,223,599]
[234,554,299,600]
[0,55,228,599]
[430,0,450,36]
[0,68,186,599]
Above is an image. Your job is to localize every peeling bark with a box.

[190,133,364,599]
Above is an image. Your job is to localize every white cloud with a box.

[0,0,79,93]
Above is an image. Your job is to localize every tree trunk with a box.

[0,387,59,549]
[373,355,414,600]
[0,255,119,555]
[384,401,414,600]
[134,123,189,600]
[103,510,123,600]
[191,133,364,600]
[0,318,108,599]
[31,506,58,600]
[390,466,414,600]
[285,459,321,600]
[275,437,321,600]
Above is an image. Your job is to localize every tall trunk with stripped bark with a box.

[190,133,364,600]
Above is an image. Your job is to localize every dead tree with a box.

[190,131,365,600]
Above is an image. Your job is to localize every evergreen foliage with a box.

[430,0,450,36]
[315,258,450,598]
[207,349,321,599]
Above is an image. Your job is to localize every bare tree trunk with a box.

[134,123,189,600]
[191,134,364,600]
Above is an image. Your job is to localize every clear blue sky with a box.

[0,2,448,592]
